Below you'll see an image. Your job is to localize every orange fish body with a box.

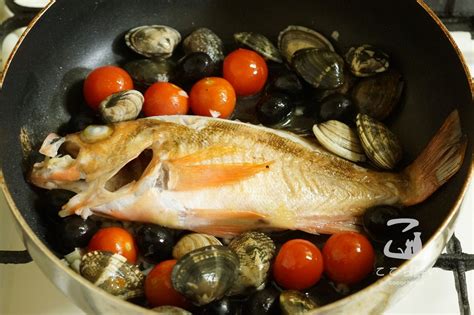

[30,113,465,237]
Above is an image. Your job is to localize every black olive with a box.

[198,297,242,315]
[315,93,356,124]
[269,72,304,95]
[36,189,76,223]
[243,287,280,315]
[173,52,215,86]
[363,205,402,243]
[135,224,175,263]
[55,216,99,253]
[256,93,294,126]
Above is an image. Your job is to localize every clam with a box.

[172,233,222,260]
[171,245,239,306]
[292,48,345,89]
[173,52,215,86]
[99,90,143,123]
[183,28,224,63]
[80,251,145,300]
[356,113,402,170]
[352,70,404,120]
[124,58,175,87]
[80,125,113,143]
[280,290,319,315]
[278,25,334,63]
[313,120,366,162]
[125,25,181,58]
[226,232,276,296]
[234,32,282,63]
[345,45,390,77]
[311,71,358,103]
[152,306,191,314]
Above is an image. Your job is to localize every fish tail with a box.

[403,110,467,206]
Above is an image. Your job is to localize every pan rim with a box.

[0,0,473,313]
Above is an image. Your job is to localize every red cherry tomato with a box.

[143,82,189,116]
[88,227,137,264]
[189,77,236,118]
[273,239,324,290]
[322,232,375,285]
[223,48,268,96]
[145,259,190,309]
[83,65,133,110]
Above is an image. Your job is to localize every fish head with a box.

[29,119,178,193]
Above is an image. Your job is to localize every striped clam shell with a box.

[171,245,239,306]
[292,48,345,89]
[172,233,222,260]
[356,113,402,170]
[345,44,390,77]
[313,120,366,162]
[80,251,144,300]
[278,25,335,63]
[234,32,282,63]
[183,28,224,63]
[125,25,181,58]
[226,232,276,296]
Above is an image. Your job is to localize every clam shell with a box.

[172,233,223,260]
[234,32,282,63]
[292,48,345,89]
[278,25,334,63]
[226,232,276,296]
[183,28,224,63]
[280,290,319,315]
[356,114,402,170]
[313,120,366,162]
[171,245,239,306]
[80,251,145,300]
[352,70,404,120]
[125,25,181,58]
[99,90,144,123]
[124,58,175,87]
[345,45,390,77]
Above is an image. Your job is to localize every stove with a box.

[0,0,473,314]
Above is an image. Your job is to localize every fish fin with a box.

[170,146,239,165]
[297,215,361,234]
[187,210,270,237]
[170,162,273,190]
[403,110,467,205]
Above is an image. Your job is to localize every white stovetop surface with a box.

[0,182,473,314]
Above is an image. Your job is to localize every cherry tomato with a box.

[322,232,375,285]
[88,227,137,264]
[83,65,133,110]
[189,77,236,118]
[272,239,324,290]
[143,82,189,116]
[145,259,190,309]
[223,48,268,96]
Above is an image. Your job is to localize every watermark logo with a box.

[383,218,422,260]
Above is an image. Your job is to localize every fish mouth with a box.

[30,134,84,191]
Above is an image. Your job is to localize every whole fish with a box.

[30,112,466,236]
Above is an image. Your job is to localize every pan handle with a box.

[0,250,32,264]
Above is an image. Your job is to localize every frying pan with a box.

[0,0,472,313]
